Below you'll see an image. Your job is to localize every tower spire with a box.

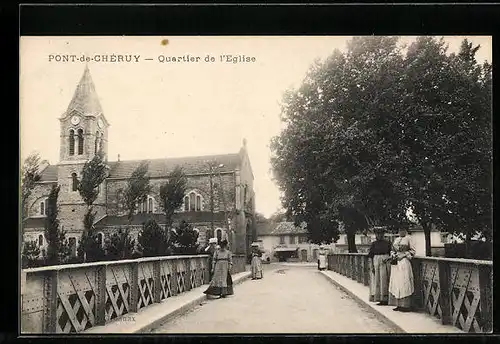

[66,65,103,116]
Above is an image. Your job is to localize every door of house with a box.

[300,249,308,262]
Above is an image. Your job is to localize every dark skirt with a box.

[204,272,234,296]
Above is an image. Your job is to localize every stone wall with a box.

[26,183,54,218]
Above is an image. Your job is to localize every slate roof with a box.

[95,211,226,227]
[39,165,58,182]
[257,221,308,236]
[107,153,241,179]
[65,65,103,117]
[23,217,46,229]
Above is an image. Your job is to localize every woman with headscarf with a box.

[367,227,392,305]
[250,244,263,280]
[388,227,416,312]
[318,246,328,271]
[203,239,234,298]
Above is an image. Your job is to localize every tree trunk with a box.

[422,222,432,256]
[346,227,357,253]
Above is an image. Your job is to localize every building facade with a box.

[22,66,257,258]
[256,221,335,263]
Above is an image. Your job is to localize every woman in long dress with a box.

[250,245,263,280]
[318,246,328,270]
[367,227,392,305]
[388,228,416,312]
[203,240,234,298]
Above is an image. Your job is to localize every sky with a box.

[20,36,492,218]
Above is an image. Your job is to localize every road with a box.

[150,263,397,333]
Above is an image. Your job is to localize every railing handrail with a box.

[328,252,492,266]
[22,254,211,273]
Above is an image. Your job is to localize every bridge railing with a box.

[21,254,247,334]
[327,253,492,333]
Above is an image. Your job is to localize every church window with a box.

[196,195,202,211]
[77,129,84,155]
[38,234,44,246]
[95,132,100,154]
[148,198,153,213]
[40,200,45,216]
[69,130,75,156]
[97,232,104,247]
[189,193,196,211]
[71,173,78,192]
[184,196,189,211]
[216,228,222,243]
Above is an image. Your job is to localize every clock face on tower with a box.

[71,115,81,125]
[97,118,104,129]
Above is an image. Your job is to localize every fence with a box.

[21,254,247,333]
[327,253,493,333]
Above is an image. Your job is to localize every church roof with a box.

[39,165,58,182]
[95,211,226,227]
[107,153,241,179]
[65,65,103,117]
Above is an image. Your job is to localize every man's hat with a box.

[208,238,217,244]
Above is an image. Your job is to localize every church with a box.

[22,66,257,258]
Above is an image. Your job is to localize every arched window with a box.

[196,195,202,211]
[77,129,84,155]
[97,232,104,247]
[216,228,222,243]
[38,234,44,246]
[183,191,204,212]
[71,173,78,192]
[40,200,45,216]
[69,130,75,156]
[148,198,153,213]
[116,190,124,212]
[95,132,100,154]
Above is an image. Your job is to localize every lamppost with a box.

[208,161,224,241]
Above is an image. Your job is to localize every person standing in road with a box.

[367,227,392,305]
[388,227,416,312]
[250,244,263,280]
[318,246,328,271]
[204,239,234,298]
[205,238,218,281]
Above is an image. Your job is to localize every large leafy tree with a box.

[44,184,71,265]
[21,152,41,218]
[159,166,188,244]
[22,241,41,268]
[77,150,109,262]
[105,227,136,260]
[124,161,151,223]
[271,36,491,255]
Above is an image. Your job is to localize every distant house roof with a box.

[95,211,226,227]
[107,153,241,179]
[257,221,308,236]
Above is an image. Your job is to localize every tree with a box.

[44,184,71,265]
[124,161,151,223]
[105,227,135,260]
[22,241,41,268]
[77,150,109,262]
[171,220,199,255]
[137,219,168,257]
[159,166,188,244]
[21,152,41,218]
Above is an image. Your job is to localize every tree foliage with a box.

[159,166,188,241]
[44,184,71,265]
[105,228,136,260]
[271,36,492,255]
[171,220,199,255]
[22,241,41,268]
[21,152,41,218]
[137,219,168,257]
[124,161,151,223]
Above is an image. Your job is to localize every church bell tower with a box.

[57,65,110,232]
